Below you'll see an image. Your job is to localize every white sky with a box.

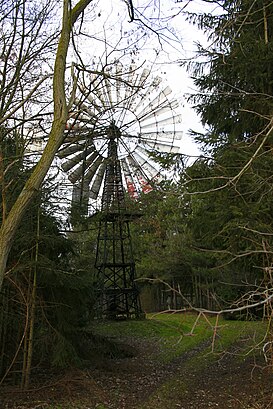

[69,0,216,159]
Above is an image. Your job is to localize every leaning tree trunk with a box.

[0,0,93,290]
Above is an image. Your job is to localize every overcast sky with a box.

[70,0,217,159]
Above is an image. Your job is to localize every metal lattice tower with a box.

[94,123,142,319]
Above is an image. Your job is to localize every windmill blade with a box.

[137,146,175,162]
[68,116,97,129]
[58,142,88,159]
[78,75,105,114]
[143,140,180,153]
[76,85,102,115]
[68,151,98,184]
[136,86,172,118]
[121,158,138,199]
[72,184,82,203]
[124,65,137,101]
[71,183,90,217]
[137,174,154,194]
[89,160,107,199]
[84,154,103,185]
[115,63,123,103]
[120,66,141,114]
[104,76,113,106]
[139,100,179,123]
[61,146,95,173]
[140,130,183,141]
[81,94,103,115]
[63,129,97,144]
[120,157,130,177]
[131,150,160,181]
[89,75,110,110]
[127,154,148,182]
[137,68,150,88]
[133,76,162,113]
[128,68,151,111]
[141,114,182,130]
[100,75,114,108]
[126,155,156,194]
[72,183,89,203]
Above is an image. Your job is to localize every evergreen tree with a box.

[182,0,273,315]
[132,184,194,311]
[187,0,273,151]
[0,131,95,386]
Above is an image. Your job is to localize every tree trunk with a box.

[0,0,93,290]
[21,207,40,389]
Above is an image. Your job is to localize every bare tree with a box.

[0,0,59,126]
[0,0,94,289]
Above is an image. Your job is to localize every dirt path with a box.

[1,337,272,408]
[89,338,272,409]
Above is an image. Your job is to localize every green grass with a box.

[91,312,267,364]
[92,312,211,362]
[44,314,269,409]
[126,313,268,409]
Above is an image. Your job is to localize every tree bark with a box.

[0,0,93,290]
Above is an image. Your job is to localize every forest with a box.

[0,0,273,408]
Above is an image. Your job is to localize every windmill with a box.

[58,64,183,318]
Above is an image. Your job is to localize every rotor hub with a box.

[107,122,121,140]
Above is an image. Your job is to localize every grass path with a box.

[89,312,271,408]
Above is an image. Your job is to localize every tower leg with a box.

[94,217,142,319]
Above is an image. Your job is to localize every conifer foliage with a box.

[183,0,273,317]
[188,0,273,150]
[0,131,93,387]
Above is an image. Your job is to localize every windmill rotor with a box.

[58,63,183,208]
